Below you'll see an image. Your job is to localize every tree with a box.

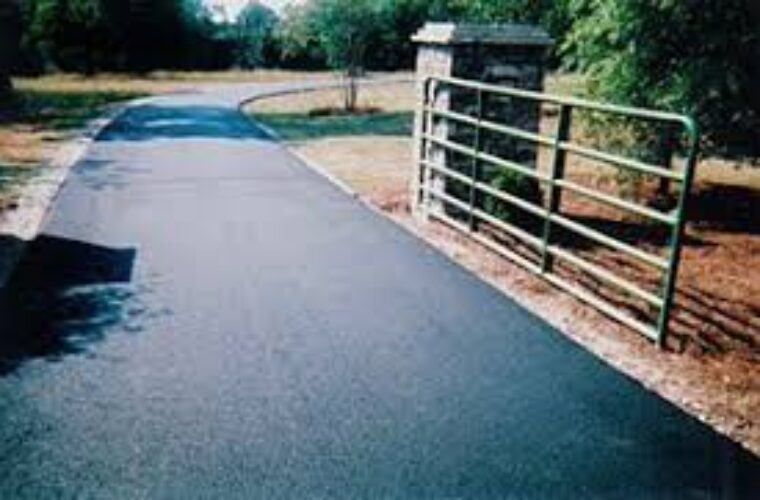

[365,0,431,70]
[23,0,120,73]
[64,0,107,74]
[276,3,325,69]
[235,2,279,69]
[564,0,760,156]
[0,0,22,97]
[19,0,224,74]
[359,0,571,70]
[312,0,385,110]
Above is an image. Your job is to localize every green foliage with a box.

[311,0,382,73]
[277,0,427,71]
[275,0,571,71]
[564,0,760,156]
[437,0,551,23]
[9,0,573,77]
[234,2,279,69]
[8,88,144,129]
[276,3,326,69]
[310,0,391,109]
[365,0,431,70]
[0,0,22,96]
[18,0,232,74]
[484,169,543,228]
[429,0,572,51]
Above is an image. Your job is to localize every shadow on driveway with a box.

[0,235,137,375]
[99,104,274,142]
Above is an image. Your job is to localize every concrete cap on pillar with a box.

[412,22,554,47]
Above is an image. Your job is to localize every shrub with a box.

[484,169,543,231]
[564,0,760,157]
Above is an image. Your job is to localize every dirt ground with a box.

[264,81,760,456]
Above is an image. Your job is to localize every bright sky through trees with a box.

[205,0,300,20]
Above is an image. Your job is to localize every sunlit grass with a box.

[256,111,413,141]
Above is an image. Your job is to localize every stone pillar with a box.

[411,23,553,220]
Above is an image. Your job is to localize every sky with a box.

[204,0,301,20]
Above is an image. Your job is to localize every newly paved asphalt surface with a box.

[0,83,758,499]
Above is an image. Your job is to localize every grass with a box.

[0,87,144,189]
[248,82,416,114]
[257,111,413,141]
[246,83,415,142]
[7,89,143,130]
[0,165,37,210]
[246,82,416,200]
[247,82,416,141]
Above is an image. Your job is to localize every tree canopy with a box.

[16,0,231,74]
[0,0,22,97]
[564,0,760,155]
[234,1,278,69]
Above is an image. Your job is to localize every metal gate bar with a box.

[415,76,700,346]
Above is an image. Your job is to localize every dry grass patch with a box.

[13,70,338,96]
[295,137,411,212]
[248,81,416,115]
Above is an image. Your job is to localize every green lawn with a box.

[3,89,145,131]
[255,111,414,141]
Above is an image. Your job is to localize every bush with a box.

[484,168,543,231]
[564,0,760,157]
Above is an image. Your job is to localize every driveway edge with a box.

[0,100,140,288]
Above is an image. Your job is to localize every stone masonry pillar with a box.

[411,23,553,220]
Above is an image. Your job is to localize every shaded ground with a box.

[253,80,760,455]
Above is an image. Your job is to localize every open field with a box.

[248,77,760,455]
[12,70,339,95]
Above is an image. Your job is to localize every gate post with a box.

[411,23,553,220]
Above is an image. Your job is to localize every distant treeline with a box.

[3,0,573,75]
[10,0,236,74]
[2,0,759,155]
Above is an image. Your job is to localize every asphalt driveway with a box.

[0,83,757,499]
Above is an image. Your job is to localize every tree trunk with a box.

[0,0,21,101]
[343,65,359,112]
[0,74,12,102]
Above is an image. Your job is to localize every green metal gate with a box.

[414,76,700,346]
